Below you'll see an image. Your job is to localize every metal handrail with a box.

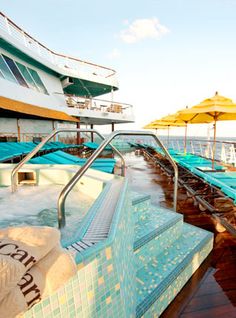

[11,129,126,192]
[58,130,178,228]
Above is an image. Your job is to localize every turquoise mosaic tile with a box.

[135,219,183,271]
[20,180,213,318]
[134,205,183,271]
[132,199,150,214]
[131,192,151,215]
[144,238,213,317]
[134,205,182,243]
[21,180,135,318]
[136,224,213,317]
[131,191,151,206]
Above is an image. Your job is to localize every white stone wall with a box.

[0,118,17,133]
[0,117,59,141]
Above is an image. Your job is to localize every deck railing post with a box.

[176,140,180,152]
[190,141,194,154]
[199,142,203,157]
[229,144,236,166]
[5,17,11,35]
[221,143,226,163]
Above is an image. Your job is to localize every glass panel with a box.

[0,55,17,83]
[16,62,39,92]
[2,54,29,88]
[28,68,48,94]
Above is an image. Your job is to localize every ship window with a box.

[0,54,49,95]
[16,62,40,92]
[0,55,17,83]
[2,54,29,88]
[28,68,48,95]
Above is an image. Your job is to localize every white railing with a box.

[169,138,236,166]
[0,132,78,143]
[0,12,116,79]
[66,95,133,116]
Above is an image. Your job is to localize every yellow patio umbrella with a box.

[151,114,187,149]
[142,122,168,148]
[143,122,169,130]
[178,92,236,166]
[160,109,217,153]
[143,122,169,139]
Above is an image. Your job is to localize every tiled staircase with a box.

[132,193,213,317]
[18,187,213,318]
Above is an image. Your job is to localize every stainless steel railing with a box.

[58,130,178,228]
[11,129,126,192]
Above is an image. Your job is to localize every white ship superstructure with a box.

[0,12,134,141]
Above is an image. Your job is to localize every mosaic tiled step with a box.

[135,223,213,318]
[134,206,183,271]
[131,191,151,206]
[131,191,151,213]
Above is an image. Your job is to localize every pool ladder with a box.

[11,129,178,229]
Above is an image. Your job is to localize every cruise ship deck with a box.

[0,137,216,317]
[0,8,235,318]
[132,141,236,237]
[126,151,236,318]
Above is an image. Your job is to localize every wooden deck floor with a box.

[126,153,236,318]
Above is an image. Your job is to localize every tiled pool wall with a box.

[22,180,136,318]
[134,220,182,271]
[142,239,213,318]
[4,177,214,318]
[132,199,150,214]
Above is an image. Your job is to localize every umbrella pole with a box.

[184,124,187,154]
[167,126,170,149]
[212,119,216,169]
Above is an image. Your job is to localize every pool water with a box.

[0,185,95,242]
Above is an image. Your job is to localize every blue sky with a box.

[2,0,236,137]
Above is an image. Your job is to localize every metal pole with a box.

[17,118,21,142]
[167,126,170,148]
[90,124,94,142]
[212,119,217,169]
[76,122,81,144]
[58,130,178,228]
[111,123,115,132]
[184,124,188,154]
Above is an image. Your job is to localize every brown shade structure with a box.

[178,92,236,167]
[0,96,79,122]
